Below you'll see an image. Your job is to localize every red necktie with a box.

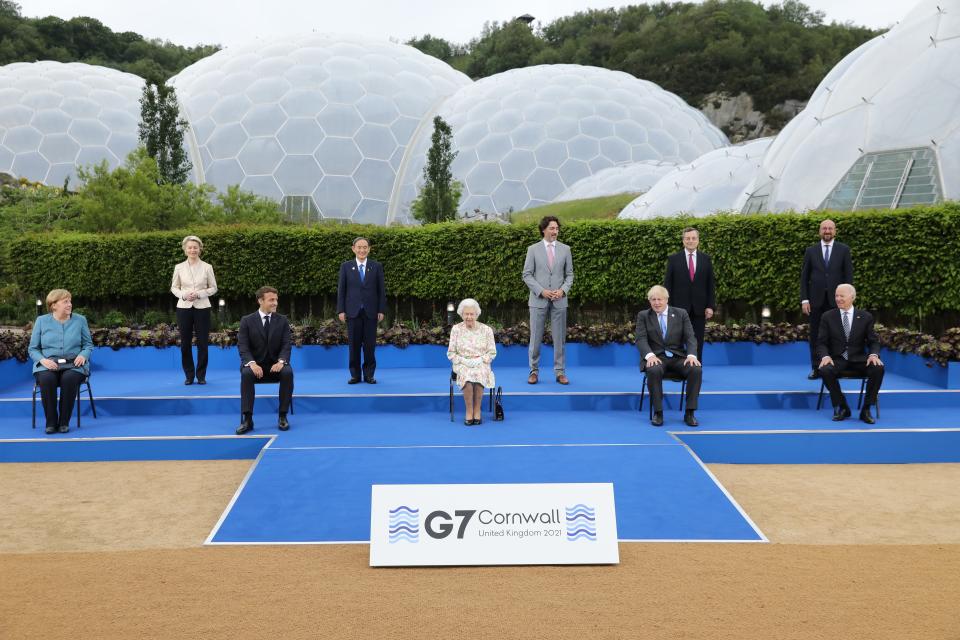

[687,252,695,281]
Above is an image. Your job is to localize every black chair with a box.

[449,370,494,422]
[638,371,687,419]
[239,378,294,421]
[32,374,97,430]
[816,371,880,417]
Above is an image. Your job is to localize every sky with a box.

[17,0,910,48]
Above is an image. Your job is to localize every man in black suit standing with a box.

[816,284,884,424]
[337,237,386,384]
[236,286,293,434]
[636,285,702,428]
[801,219,853,379]
[664,226,715,361]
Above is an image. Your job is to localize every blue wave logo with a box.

[388,505,419,544]
[565,504,597,542]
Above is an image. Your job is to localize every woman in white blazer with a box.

[171,235,218,384]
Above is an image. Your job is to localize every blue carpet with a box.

[210,444,763,543]
[4,342,958,545]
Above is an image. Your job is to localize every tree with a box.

[74,148,212,232]
[411,116,461,224]
[406,34,454,62]
[138,81,193,184]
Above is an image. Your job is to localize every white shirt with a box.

[355,259,367,270]
[840,306,854,328]
[821,240,834,261]
[542,240,556,252]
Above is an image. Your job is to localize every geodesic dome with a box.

[394,64,728,221]
[0,61,144,186]
[619,138,772,219]
[554,160,678,202]
[169,33,470,224]
[742,0,959,213]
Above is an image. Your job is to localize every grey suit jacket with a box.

[522,240,574,309]
[635,306,698,370]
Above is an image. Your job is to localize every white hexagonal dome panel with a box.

[0,61,144,185]
[554,160,678,202]
[619,138,772,219]
[394,65,728,221]
[743,0,960,213]
[170,33,471,224]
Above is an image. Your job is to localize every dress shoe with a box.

[364,377,377,384]
[197,379,206,385]
[464,418,473,426]
[650,411,664,427]
[278,415,290,431]
[236,417,254,435]
[859,406,876,425]
[475,417,483,425]
[348,377,361,384]
[45,425,57,434]
[808,370,820,380]
[684,410,699,427]
[556,374,570,385]
[58,424,69,433]
[832,405,851,421]
[527,372,538,384]
[184,379,194,385]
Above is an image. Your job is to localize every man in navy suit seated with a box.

[337,237,386,384]
[635,285,702,428]
[236,286,293,434]
[816,283,884,425]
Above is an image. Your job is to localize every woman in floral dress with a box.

[447,298,497,426]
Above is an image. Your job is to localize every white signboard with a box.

[370,483,619,567]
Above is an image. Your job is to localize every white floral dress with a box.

[447,322,497,389]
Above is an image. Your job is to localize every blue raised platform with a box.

[1,342,957,545]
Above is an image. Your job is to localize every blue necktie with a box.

[823,244,831,266]
[359,263,365,282]
[660,313,672,357]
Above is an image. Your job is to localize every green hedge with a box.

[9,204,960,314]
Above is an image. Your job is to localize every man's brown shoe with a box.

[527,372,538,384]
[556,374,569,385]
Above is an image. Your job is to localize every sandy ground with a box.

[709,463,960,544]
[0,460,958,639]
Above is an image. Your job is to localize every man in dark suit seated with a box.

[816,283,884,425]
[801,219,853,379]
[664,227,715,362]
[635,285,702,428]
[236,286,294,434]
[337,237,386,384]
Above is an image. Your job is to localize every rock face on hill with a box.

[700,92,806,142]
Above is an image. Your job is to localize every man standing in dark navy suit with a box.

[236,286,293,434]
[337,237,386,384]
[664,227,715,362]
[801,219,853,379]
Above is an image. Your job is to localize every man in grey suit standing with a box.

[522,216,574,385]
[635,285,702,427]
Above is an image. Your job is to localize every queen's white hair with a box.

[457,298,481,318]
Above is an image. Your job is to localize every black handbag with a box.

[493,386,505,421]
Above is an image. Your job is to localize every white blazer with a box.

[171,259,218,309]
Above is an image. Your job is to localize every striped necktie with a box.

[841,311,850,359]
